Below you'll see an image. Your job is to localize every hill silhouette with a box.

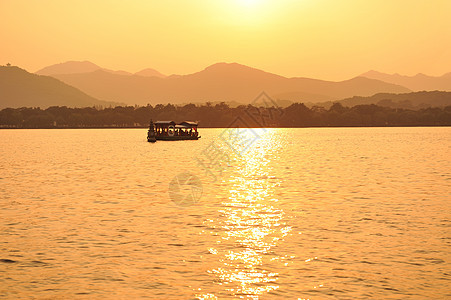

[48,62,410,105]
[360,70,451,91]
[0,65,120,109]
[36,61,165,78]
[310,91,451,110]
[36,61,101,75]
[135,68,166,78]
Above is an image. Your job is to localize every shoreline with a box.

[1,125,450,130]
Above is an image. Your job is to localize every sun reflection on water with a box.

[198,130,292,299]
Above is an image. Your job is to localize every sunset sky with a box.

[1,0,450,80]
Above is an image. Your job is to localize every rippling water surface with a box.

[0,128,449,299]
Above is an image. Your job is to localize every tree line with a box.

[0,102,450,128]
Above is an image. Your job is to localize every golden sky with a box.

[1,0,450,80]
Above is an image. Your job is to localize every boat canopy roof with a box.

[154,121,198,128]
[179,121,198,127]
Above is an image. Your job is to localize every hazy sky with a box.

[1,0,450,80]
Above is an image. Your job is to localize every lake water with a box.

[0,128,449,299]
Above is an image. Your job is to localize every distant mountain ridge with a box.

[360,70,451,92]
[134,68,166,78]
[36,61,166,78]
[1,64,449,110]
[36,61,100,75]
[0,66,120,109]
[309,91,451,110]
[45,62,410,105]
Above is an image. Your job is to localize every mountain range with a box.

[1,61,451,109]
[40,61,410,105]
[311,91,451,110]
[360,70,451,92]
[36,61,166,78]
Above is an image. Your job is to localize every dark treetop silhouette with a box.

[1,102,450,129]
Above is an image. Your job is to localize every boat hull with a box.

[155,136,201,141]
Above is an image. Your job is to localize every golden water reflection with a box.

[200,131,292,298]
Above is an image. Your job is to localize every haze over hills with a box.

[360,70,451,92]
[0,66,120,109]
[45,62,410,105]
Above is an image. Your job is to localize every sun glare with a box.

[211,0,272,27]
[238,0,261,7]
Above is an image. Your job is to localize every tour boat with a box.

[147,120,200,142]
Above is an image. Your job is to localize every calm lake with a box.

[0,128,449,299]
